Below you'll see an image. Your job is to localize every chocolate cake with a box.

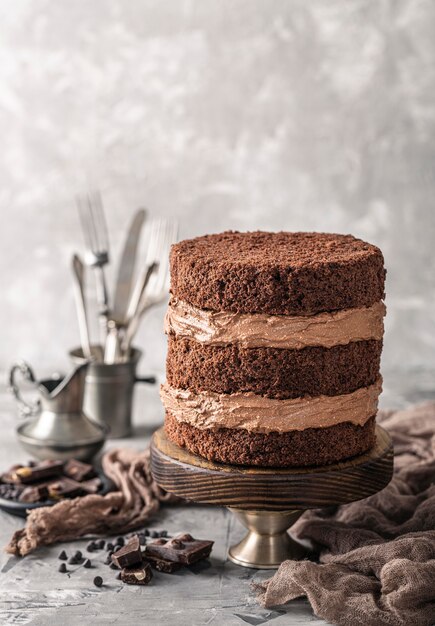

[161,231,386,468]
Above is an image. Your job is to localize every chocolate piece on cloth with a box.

[254,403,435,626]
[121,562,153,585]
[111,535,142,568]
[146,533,213,565]
[5,448,181,557]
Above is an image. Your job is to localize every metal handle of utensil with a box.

[8,361,41,417]
[135,375,156,385]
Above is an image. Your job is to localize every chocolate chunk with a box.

[111,535,142,569]
[80,477,102,494]
[64,459,96,482]
[58,550,68,561]
[120,562,152,586]
[18,484,49,503]
[83,559,92,568]
[0,483,24,500]
[145,555,183,573]
[58,563,67,573]
[12,460,64,484]
[47,478,85,499]
[93,576,103,587]
[145,533,213,565]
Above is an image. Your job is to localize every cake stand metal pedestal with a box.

[150,426,393,569]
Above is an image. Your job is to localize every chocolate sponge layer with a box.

[165,413,377,468]
[166,336,382,399]
[170,231,385,316]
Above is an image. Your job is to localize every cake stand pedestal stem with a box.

[227,508,306,569]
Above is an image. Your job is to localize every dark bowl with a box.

[0,470,114,518]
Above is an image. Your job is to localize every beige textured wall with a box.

[1,1,435,377]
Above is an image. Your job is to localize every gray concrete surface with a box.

[1,369,434,625]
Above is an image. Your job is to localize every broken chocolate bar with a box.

[145,554,183,573]
[145,533,213,565]
[111,535,142,569]
[19,484,49,503]
[80,477,102,494]
[120,562,152,585]
[64,459,96,482]
[12,461,64,484]
[47,477,85,499]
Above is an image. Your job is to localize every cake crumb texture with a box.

[167,336,382,399]
[170,231,385,315]
[165,413,377,468]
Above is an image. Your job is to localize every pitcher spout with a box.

[39,361,90,413]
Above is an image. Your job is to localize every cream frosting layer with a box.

[160,379,382,434]
[165,298,386,349]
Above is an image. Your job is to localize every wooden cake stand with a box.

[150,426,393,569]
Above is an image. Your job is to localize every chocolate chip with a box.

[109,563,118,570]
[137,534,146,546]
[159,530,168,538]
[58,563,67,573]
[97,540,105,550]
[144,529,150,537]
[83,559,92,568]
[87,542,96,552]
[68,556,77,565]
[116,537,125,547]
[74,550,82,560]
[93,576,103,587]
[105,555,112,565]
[150,531,158,538]
[58,550,67,561]
[106,542,114,551]
[116,572,122,580]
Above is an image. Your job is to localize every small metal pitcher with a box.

[9,360,107,461]
[69,347,155,438]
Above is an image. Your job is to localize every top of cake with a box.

[170,231,385,316]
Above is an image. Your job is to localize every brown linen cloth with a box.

[6,448,179,556]
[254,403,435,626]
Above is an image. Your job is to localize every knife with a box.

[111,208,146,324]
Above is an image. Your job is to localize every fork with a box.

[77,191,110,334]
[121,217,178,355]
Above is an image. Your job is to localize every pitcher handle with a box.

[8,361,40,417]
[135,375,156,385]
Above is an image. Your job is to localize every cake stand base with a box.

[227,508,306,568]
[150,426,393,569]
